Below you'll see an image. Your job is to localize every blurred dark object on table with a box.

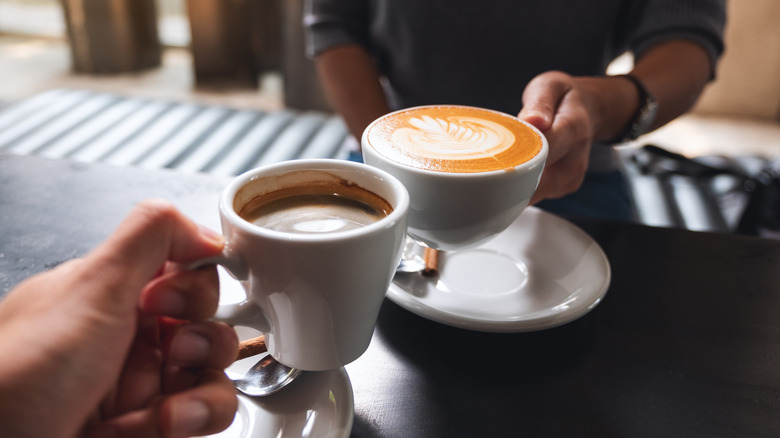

[623,144,780,239]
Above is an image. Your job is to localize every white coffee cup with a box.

[197,159,409,371]
[362,105,548,251]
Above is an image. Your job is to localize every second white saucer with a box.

[206,327,354,438]
[387,207,611,332]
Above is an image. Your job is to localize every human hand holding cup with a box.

[361,105,548,251]
[194,159,409,371]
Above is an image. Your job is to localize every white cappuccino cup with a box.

[362,105,547,251]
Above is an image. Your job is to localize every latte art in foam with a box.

[365,105,543,173]
[395,115,515,160]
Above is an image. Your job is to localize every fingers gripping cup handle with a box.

[189,246,269,329]
[191,244,248,279]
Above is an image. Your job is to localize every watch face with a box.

[613,74,658,143]
[623,73,658,141]
[634,97,658,138]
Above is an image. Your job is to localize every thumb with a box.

[518,71,573,131]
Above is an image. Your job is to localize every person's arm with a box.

[520,39,713,203]
[586,39,713,143]
[0,200,238,438]
[315,44,391,140]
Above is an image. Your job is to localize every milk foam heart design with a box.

[396,114,514,159]
[365,105,542,173]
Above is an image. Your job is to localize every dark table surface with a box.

[2,152,780,438]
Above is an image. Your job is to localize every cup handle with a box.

[189,245,269,329]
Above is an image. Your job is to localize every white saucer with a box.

[387,207,611,332]
[204,328,354,438]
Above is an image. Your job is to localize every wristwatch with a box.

[615,73,658,143]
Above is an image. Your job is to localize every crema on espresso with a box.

[364,105,543,173]
[238,182,392,234]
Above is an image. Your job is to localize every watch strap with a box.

[614,73,658,143]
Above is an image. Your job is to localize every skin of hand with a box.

[0,200,239,438]
[519,40,712,203]
[519,71,599,204]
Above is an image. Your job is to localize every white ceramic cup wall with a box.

[196,159,409,371]
[361,105,548,251]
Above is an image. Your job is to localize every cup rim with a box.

[361,104,548,178]
[220,159,410,241]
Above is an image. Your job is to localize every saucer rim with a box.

[386,207,611,333]
[230,366,354,438]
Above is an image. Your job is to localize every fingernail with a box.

[520,110,550,127]
[199,225,224,244]
[171,399,210,436]
[171,331,211,363]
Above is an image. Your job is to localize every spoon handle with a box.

[422,247,439,277]
[237,335,267,361]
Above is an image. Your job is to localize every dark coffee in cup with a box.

[238,181,393,234]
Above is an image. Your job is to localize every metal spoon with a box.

[396,237,439,276]
[231,335,303,397]
[232,354,303,397]
[397,236,427,273]
[397,254,426,273]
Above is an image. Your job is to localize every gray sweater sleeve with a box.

[304,0,369,59]
[305,0,726,71]
[630,0,727,74]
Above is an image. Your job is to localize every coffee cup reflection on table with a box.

[362,105,548,251]
[192,159,409,371]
